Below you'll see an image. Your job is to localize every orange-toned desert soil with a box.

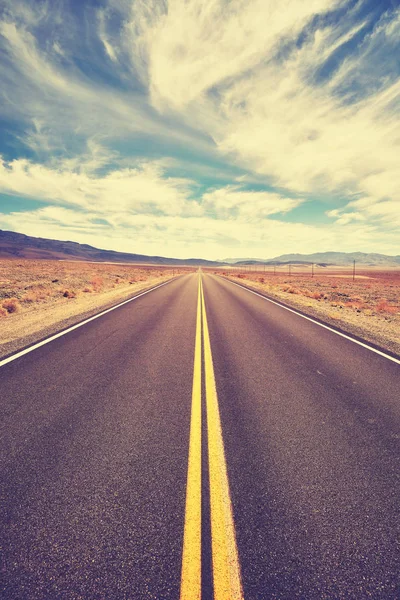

[1,261,399,359]
[0,260,191,358]
[214,267,400,357]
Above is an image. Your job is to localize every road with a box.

[1,272,399,599]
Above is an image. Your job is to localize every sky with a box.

[0,0,399,260]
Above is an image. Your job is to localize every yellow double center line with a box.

[180,274,244,600]
[180,273,203,598]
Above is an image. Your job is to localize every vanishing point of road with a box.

[1,272,399,599]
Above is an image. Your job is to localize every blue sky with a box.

[0,0,399,260]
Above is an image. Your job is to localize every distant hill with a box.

[1,230,398,267]
[234,251,400,267]
[0,229,221,266]
[220,257,265,264]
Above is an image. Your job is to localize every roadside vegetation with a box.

[216,267,400,356]
[0,260,191,357]
[0,260,186,318]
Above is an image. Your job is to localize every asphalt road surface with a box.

[1,272,399,599]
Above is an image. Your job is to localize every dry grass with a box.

[0,259,195,357]
[376,298,397,314]
[213,266,400,355]
[0,260,189,318]
[1,298,20,314]
[217,269,399,317]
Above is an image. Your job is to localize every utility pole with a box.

[353,259,356,282]
[274,265,276,275]
[312,263,314,278]
[288,263,291,278]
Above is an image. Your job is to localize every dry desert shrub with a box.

[281,285,299,294]
[0,307,8,317]
[344,296,365,310]
[90,276,104,292]
[22,287,51,303]
[0,259,186,320]
[301,288,312,297]
[376,298,397,314]
[2,298,20,313]
[312,291,325,300]
[345,301,365,310]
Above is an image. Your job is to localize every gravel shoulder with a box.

[0,275,177,360]
[219,274,400,358]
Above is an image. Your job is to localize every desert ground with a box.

[211,265,400,357]
[1,260,399,359]
[0,259,192,358]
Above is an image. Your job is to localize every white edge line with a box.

[0,278,176,368]
[214,275,400,366]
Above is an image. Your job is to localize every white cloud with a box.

[98,9,118,62]
[328,194,400,228]
[2,202,398,260]
[0,0,49,28]
[202,186,302,220]
[1,152,398,260]
[178,6,400,241]
[113,0,400,251]
[0,153,198,217]
[210,29,400,196]
[0,150,303,223]
[0,12,215,157]
[124,0,341,110]
[1,0,399,258]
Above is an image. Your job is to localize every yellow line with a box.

[180,274,202,600]
[200,276,244,600]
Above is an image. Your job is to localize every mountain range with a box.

[0,230,219,266]
[0,230,399,267]
[227,251,400,267]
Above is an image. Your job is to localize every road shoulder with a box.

[216,274,400,359]
[0,275,178,360]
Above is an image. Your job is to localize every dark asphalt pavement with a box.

[203,274,400,600]
[1,275,196,599]
[1,272,399,599]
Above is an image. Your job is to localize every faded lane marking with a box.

[180,275,202,600]
[201,277,244,600]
